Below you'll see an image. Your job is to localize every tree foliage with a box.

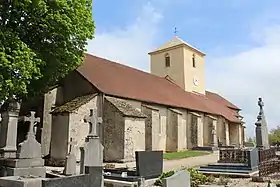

[0,0,94,102]
[269,126,280,145]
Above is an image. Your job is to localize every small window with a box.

[165,53,170,67]
[192,54,196,68]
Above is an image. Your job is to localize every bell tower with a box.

[149,36,206,95]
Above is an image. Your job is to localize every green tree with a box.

[0,0,94,102]
[269,126,280,145]
[247,137,255,143]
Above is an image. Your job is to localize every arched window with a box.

[192,54,196,68]
[165,53,170,67]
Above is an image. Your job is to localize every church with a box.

[40,36,245,163]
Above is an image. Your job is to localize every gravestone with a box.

[83,108,104,187]
[136,151,163,179]
[63,138,77,176]
[162,170,190,187]
[80,147,85,174]
[0,111,46,177]
[255,98,270,149]
[0,100,21,158]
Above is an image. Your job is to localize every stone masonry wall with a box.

[142,106,152,150]
[151,110,161,150]
[69,96,98,161]
[124,117,145,162]
[103,99,125,162]
[177,111,186,150]
[50,114,69,160]
[158,107,167,151]
[166,109,178,152]
[62,71,97,103]
[229,123,239,146]
[42,87,63,156]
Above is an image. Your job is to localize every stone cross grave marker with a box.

[17,111,42,159]
[84,108,98,137]
[64,137,77,176]
[20,111,40,137]
[255,97,269,149]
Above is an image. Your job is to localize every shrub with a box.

[154,170,175,186]
[154,168,214,187]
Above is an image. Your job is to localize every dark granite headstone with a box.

[136,151,163,179]
[247,148,259,170]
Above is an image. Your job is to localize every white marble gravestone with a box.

[162,170,191,187]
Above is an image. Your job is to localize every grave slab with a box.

[2,158,44,168]
[5,166,46,177]
[0,176,43,187]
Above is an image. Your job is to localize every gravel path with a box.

[163,151,219,171]
[105,151,219,172]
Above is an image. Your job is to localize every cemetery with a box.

[1,97,280,187]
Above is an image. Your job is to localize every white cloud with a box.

[207,24,280,138]
[87,2,163,71]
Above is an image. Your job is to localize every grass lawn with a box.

[163,150,210,160]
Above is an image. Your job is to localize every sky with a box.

[87,0,280,138]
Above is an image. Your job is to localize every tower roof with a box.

[149,36,205,56]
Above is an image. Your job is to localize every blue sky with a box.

[88,0,280,138]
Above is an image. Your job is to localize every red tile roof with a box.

[77,53,242,123]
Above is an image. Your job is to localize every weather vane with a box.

[174,27,178,36]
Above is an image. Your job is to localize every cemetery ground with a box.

[163,150,210,160]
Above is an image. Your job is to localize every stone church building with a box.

[39,36,245,162]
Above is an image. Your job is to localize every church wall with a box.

[229,123,239,146]
[42,87,63,156]
[186,111,193,149]
[158,107,167,151]
[68,97,97,161]
[126,100,142,111]
[197,114,204,147]
[177,111,187,150]
[216,117,226,145]
[203,115,210,146]
[50,114,69,160]
[103,100,125,162]
[141,107,152,150]
[166,109,178,152]
[151,110,162,151]
[62,71,98,103]
[124,117,145,162]
[141,106,162,151]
